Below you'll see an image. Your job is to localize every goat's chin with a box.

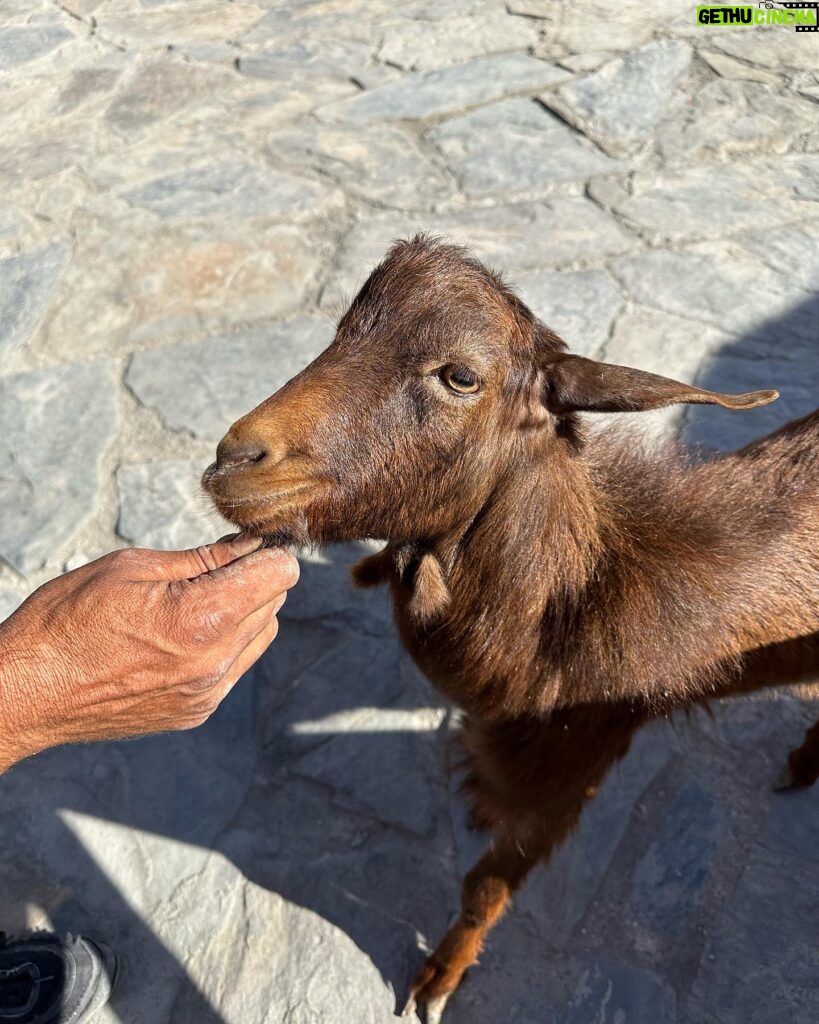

[259,518,312,549]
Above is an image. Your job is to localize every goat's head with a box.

[204,235,777,547]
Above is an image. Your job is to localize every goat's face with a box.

[203,236,565,546]
[204,234,777,546]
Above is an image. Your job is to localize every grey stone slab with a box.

[518,721,676,949]
[96,1,262,49]
[233,75,359,126]
[736,221,819,293]
[0,681,261,1022]
[631,779,727,938]
[396,0,499,16]
[557,50,615,73]
[271,633,407,756]
[612,162,819,244]
[321,201,638,309]
[0,25,73,70]
[281,543,393,635]
[377,10,538,71]
[294,702,446,835]
[658,80,818,163]
[272,122,452,210]
[0,361,117,575]
[0,121,92,183]
[105,59,235,134]
[710,27,819,71]
[0,208,22,242]
[544,41,692,157]
[126,316,332,441]
[613,244,810,338]
[177,865,406,1024]
[757,783,819,867]
[121,161,333,220]
[514,268,623,356]
[757,153,819,202]
[549,0,698,52]
[47,215,324,358]
[288,647,448,839]
[700,49,780,87]
[437,200,640,272]
[56,65,127,115]
[236,36,373,81]
[116,459,227,550]
[605,307,727,384]
[318,53,570,124]
[690,843,819,1024]
[561,960,677,1024]
[507,0,555,14]
[429,98,622,197]
[0,243,66,361]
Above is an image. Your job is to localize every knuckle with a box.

[193,656,232,690]
[174,599,231,644]
[179,710,211,731]
[110,547,146,568]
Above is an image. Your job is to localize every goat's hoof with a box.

[773,764,797,791]
[773,760,818,791]
[403,957,461,1023]
[423,994,450,1024]
[402,992,450,1024]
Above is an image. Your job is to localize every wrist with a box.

[0,627,50,772]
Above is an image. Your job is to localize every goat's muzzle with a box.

[202,427,328,533]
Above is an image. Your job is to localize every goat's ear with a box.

[541,354,779,415]
[350,548,393,588]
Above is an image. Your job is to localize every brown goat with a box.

[203,236,819,1023]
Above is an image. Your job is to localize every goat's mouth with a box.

[203,463,328,536]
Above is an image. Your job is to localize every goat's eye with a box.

[440,364,481,395]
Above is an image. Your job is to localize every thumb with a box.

[148,533,264,581]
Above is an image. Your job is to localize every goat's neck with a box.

[392,434,801,720]
[391,442,606,716]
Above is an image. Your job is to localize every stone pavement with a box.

[1,2,818,1021]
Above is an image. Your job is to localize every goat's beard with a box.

[257,511,312,550]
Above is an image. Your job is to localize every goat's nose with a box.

[215,438,269,472]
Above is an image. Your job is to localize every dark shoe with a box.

[0,932,117,1024]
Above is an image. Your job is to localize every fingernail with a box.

[227,532,263,556]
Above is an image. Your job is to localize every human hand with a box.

[0,535,299,771]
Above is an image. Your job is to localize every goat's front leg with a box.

[405,704,646,1022]
[403,841,536,1024]
[777,720,819,790]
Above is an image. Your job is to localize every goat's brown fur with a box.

[204,235,819,1018]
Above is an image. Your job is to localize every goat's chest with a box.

[388,569,547,717]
